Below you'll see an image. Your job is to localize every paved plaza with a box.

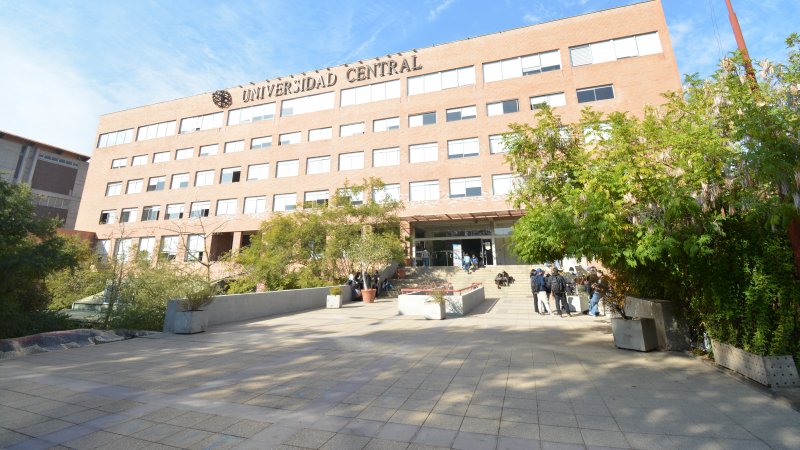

[2,296,799,450]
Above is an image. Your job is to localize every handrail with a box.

[400,282,482,295]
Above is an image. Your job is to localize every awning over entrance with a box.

[402,209,525,222]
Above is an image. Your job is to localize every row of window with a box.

[98,235,204,263]
[98,30,661,148]
[104,134,516,197]
[98,174,520,227]
[107,84,615,170]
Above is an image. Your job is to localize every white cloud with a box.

[428,0,457,21]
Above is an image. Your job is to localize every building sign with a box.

[242,56,422,103]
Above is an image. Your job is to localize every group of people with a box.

[346,270,394,301]
[494,270,515,288]
[529,266,607,317]
[461,254,480,274]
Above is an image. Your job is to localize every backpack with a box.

[551,275,566,294]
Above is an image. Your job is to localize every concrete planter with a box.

[710,339,800,387]
[424,301,446,320]
[326,295,342,309]
[173,310,209,334]
[611,318,658,352]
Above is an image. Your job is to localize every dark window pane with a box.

[503,100,518,114]
[595,86,615,100]
[446,111,461,122]
[465,187,482,197]
[541,64,560,72]
[423,113,436,125]
[577,90,596,103]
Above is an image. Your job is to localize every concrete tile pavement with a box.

[1,296,799,449]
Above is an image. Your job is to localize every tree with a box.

[505,37,800,358]
[230,178,405,292]
[0,178,82,338]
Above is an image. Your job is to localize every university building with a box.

[74,0,680,268]
[1,130,89,230]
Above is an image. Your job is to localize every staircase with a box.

[392,265,537,298]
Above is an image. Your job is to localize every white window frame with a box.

[137,121,176,141]
[276,160,299,177]
[308,127,332,142]
[409,143,438,163]
[373,117,400,132]
[530,92,567,109]
[220,167,242,184]
[449,177,482,198]
[407,66,475,96]
[247,163,269,181]
[152,152,170,164]
[199,144,218,157]
[180,112,223,133]
[189,201,211,218]
[273,193,297,212]
[281,91,334,117]
[409,181,439,202]
[147,176,165,192]
[195,170,214,187]
[447,138,480,159]
[138,237,156,257]
[251,136,272,149]
[489,134,508,154]
[175,148,193,160]
[97,129,134,148]
[227,102,276,125]
[338,152,364,171]
[373,147,400,167]
[306,156,331,175]
[111,158,127,169]
[224,140,244,153]
[99,210,117,225]
[408,112,436,128]
[279,131,301,146]
[445,105,477,122]
[126,179,143,194]
[487,99,519,116]
[106,182,122,196]
[165,203,184,220]
[373,184,400,203]
[171,173,190,189]
[304,190,329,208]
[120,207,137,223]
[244,196,267,214]
[340,122,365,137]
[216,199,238,216]
[141,205,160,221]
[131,155,147,166]
[341,79,400,107]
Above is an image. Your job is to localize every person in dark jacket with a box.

[550,268,571,317]
[529,269,540,313]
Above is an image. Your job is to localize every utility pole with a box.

[724,0,757,85]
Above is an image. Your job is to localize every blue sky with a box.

[0,0,796,156]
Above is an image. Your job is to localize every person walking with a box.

[421,248,430,267]
[588,270,607,316]
[463,253,471,274]
[550,268,571,317]
[534,269,551,314]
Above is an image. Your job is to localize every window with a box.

[99,210,117,225]
[220,167,241,184]
[180,112,223,133]
[489,134,508,154]
[570,32,662,67]
[409,181,439,201]
[137,120,176,141]
[111,158,127,169]
[185,234,205,262]
[340,122,365,137]
[244,196,267,214]
[281,91,334,116]
[449,177,482,198]
[165,203,184,220]
[487,99,519,116]
[126,179,143,194]
[409,112,436,128]
[276,160,299,177]
[530,92,567,109]
[106,182,122,196]
[131,155,147,166]
[195,170,214,187]
[446,106,477,122]
[577,85,615,103]
[409,143,438,163]
[96,239,110,261]
[279,132,301,146]
[175,148,193,160]
[171,173,189,189]
[216,199,237,216]
[141,205,160,221]
[152,152,169,163]
[251,136,272,149]
[224,140,244,153]
[482,50,561,83]
[273,193,297,212]
[227,102,276,125]
[584,123,613,143]
[407,66,475,96]
[120,207,137,223]
[199,144,218,157]
[114,238,133,262]
[160,236,179,261]
[138,237,155,257]
[97,129,134,148]
[373,184,400,203]
[373,147,400,167]
[341,79,400,106]
[304,190,329,208]
[337,188,363,206]
[373,117,400,132]
[307,156,331,174]
[147,176,165,192]
[247,163,269,181]
[448,138,480,159]
[339,152,364,171]
[492,174,520,196]
[309,127,332,142]
[190,201,210,218]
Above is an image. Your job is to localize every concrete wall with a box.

[625,296,690,351]
[398,286,484,317]
[446,286,485,316]
[163,285,351,333]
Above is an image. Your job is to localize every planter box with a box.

[611,318,658,352]
[711,339,800,387]
[326,295,342,309]
[566,295,586,313]
[173,310,209,334]
[424,301,446,320]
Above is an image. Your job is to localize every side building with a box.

[75,0,680,267]
[1,130,89,230]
